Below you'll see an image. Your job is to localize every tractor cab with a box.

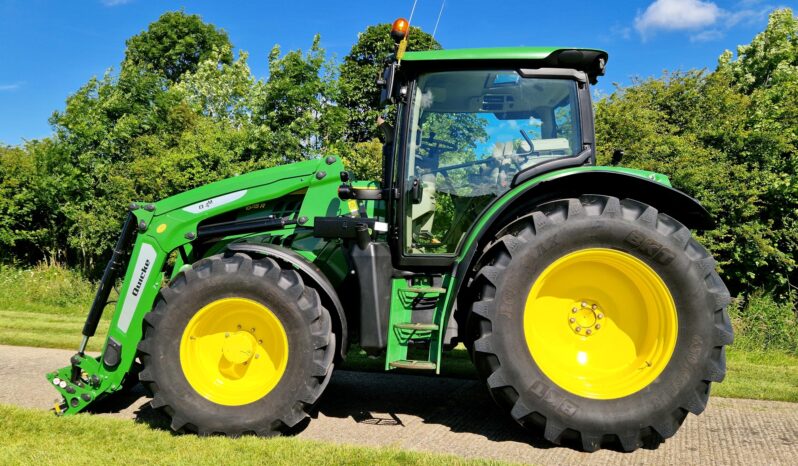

[376,24,607,267]
[400,67,590,256]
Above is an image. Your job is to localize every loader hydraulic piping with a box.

[79,212,137,355]
[196,215,297,239]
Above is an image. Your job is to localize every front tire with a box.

[138,252,335,436]
[469,195,732,451]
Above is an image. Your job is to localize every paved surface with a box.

[1,344,797,465]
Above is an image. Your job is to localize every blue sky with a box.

[0,0,790,145]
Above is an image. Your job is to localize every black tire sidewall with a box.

[486,211,716,434]
[149,263,320,433]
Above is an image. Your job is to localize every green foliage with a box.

[332,139,384,182]
[1,12,342,272]
[124,11,233,82]
[729,291,798,352]
[338,24,441,143]
[257,35,335,162]
[596,8,798,295]
[0,263,96,315]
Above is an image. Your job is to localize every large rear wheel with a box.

[469,195,732,451]
[138,252,335,436]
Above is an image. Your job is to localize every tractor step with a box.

[394,322,439,331]
[403,287,447,295]
[388,360,437,370]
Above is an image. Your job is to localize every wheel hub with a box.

[568,300,603,335]
[221,331,257,365]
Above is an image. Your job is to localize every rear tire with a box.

[138,252,335,436]
[469,195,732,451]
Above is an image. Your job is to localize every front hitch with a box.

[46,353,103,415]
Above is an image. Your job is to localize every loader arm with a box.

[47,157,346,415]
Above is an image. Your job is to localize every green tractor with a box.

[47,20,732,452]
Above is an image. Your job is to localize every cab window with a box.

[405,70,581,255]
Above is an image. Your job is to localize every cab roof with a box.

[401,47,608,84]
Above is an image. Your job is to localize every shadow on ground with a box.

[313,370,556,448]
[86,369,573,449]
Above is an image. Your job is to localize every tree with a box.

[255,35,336,162]
[595,8,798,296]
[124,11,233,82]
[338,23,441,143]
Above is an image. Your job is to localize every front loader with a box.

[47,19,732,452]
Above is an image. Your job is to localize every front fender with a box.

[226,242,348,361]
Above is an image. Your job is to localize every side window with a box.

[404,71,582,256]
[554,100,578,149]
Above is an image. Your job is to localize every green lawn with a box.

[0,404,505,466]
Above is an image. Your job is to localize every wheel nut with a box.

[597,313,604,319]
[572,307,578,313]
[250,328,256,333]
[586,329,592,335]
[575,326,582,332]
[595,324,601,329]
[569,317,576,323]
[581,301,588,308]
[591,304,598,310]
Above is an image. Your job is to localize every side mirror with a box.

[378,63,398,105]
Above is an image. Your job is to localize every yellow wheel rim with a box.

[180,298,289,406]
[523,248,677,399]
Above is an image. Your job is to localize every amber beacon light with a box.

[391,18,409,43]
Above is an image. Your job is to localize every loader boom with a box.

[47,157,348,414]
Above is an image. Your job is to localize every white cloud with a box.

[635,0,776,41]
[725,7,773,27]
[690,29,725,42]
[0,82,22,92]
[635,0,722,38]
[100,0,133,6]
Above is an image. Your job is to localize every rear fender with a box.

[447,167,714,339]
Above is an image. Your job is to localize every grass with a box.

[0,262,796,402]
[0,263,97,316]
[0,404,506,466]
[712,350,798,402]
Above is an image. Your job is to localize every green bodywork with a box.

[402,46,604,62]
[46,155,669,414]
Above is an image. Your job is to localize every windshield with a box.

[405,70,582,254]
